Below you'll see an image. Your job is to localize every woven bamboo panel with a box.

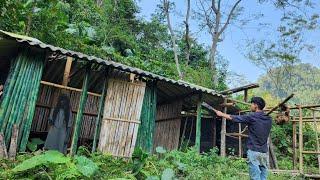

[98,79,146,157]
[154,101,182,151]
[31,84,99,140]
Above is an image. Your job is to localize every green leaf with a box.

[146,176,160,180]
[161,168,175,180]
[155,146,166,154]
[31,138,44,145]
[26,142,37,152]
[43,150,70,164]
[12,154,46,172]
[75,155,98,177]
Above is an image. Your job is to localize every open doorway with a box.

[0,58,12,102]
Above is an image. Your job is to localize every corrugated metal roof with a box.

[0,30,224,98]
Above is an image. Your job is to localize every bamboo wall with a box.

[31,84,100,142]
[98,78,146,157]
[153,101,182,151]
[135,82,157,153]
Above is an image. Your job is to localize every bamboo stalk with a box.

[312,110,320,173]
[5,59,35,144]
[1,55,28,133]
[19,56,45,151]
[298,106,303,174]
[70,64,91,155]
[0,53,24,127]
[8,124,18,160]
[195,94,202,153]
[92,70,108,152]
[292,117,297,170]
[220,98,227,157]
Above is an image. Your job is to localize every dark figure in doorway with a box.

[44,94,73,154]
[215,97,272,180]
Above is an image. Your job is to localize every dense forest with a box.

[0,0,320,179]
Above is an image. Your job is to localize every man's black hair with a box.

[250,97,266,110]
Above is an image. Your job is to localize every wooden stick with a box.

[267,93,294,115]
[298,106,303,174]
[220,98,227,157]
[227,98,251,106]
[219,83,259,95]
[40,81,101,97]
[301,151,320,154]
[225,133,248,137]
[195,94,202,153]
[238,122,242,157]
[290,104,320,109]
[62,57,73,86]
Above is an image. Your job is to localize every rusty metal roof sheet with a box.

[0,30,224,98]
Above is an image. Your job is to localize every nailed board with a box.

[154,101,182,151]
[98,79,146,157]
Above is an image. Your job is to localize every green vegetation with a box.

[0,147,298,179]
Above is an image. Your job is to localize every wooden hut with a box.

[0,30,226,157]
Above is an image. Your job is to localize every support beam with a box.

[92,68,108,153]
[298,106,303,174]
[70,64,91,155]
[292,117,297,170]
[312,110,320,173]
[219,83,259,95]
[267,93,294,115]
[62,57,73,86]
[220,98,227,157]
[244,89,248,102]
[195,94,203,153]
[290,104,320,109]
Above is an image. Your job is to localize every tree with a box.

[197,0,242,86]
[162,0,183,79]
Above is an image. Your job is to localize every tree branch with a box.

[218,0,242,36]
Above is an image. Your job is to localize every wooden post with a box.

[312,110,320,173]
[298,105,303,174]
[220,98,227,157]
[212,117,216,148]
[238,123,242,157]
[244,89,248,102]
[195,94,202,153]
[62,57,73,86]
[70,64,91,155]
[92,69,108,153]
[292,117,297,170]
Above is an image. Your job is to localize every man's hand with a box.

[215,110,224,117]
[214,109,232,120]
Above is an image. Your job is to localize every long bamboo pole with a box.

[292,117,297,170]
[0,54,23,127]
[19,56,45,151]
[312,110,320,173]
[70,64,91,155]
[195,93,202,153]
[92,68,108,152]
[220,98,228,157]
[298,106,303,174]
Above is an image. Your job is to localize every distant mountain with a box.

[258,63,320,105]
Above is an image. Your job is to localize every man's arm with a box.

[214,109,252,124]
[214,110,233,120]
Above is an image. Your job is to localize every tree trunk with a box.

[185,0,191,65]
[163,0,183,79]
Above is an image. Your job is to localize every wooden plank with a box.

[220,98,227,157]
[219,83,259,95]
[302,151,320,154]
[40,81,101,97]
[195,94,202,152]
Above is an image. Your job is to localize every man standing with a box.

[215,97,272,180]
